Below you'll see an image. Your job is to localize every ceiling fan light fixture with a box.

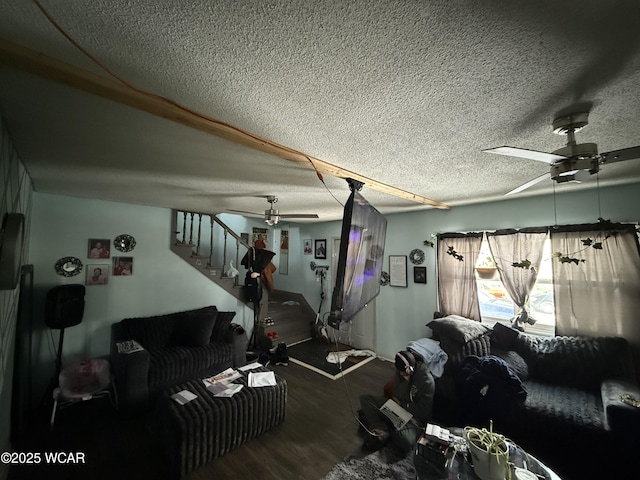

[265,215,279,226]
[265,205,280,226]
[555,174,577,184]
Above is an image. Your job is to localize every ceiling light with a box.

[265,215,279,226]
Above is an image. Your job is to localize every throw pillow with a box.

[490,322,520,350]
[210,311,237,343]
[176,314,215,347]
[427,315,490,344]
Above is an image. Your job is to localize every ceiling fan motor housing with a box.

[552,112,590,135]
[550,142,599,179]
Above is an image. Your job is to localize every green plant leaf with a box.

[512,259,532,269]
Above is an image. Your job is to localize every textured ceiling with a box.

[1,0,639,223]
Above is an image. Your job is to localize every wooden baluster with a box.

[208,215,214,268]
[188,212,194,245]
[222,229,228,276]
[181,211,187,244]
[235,239,240,286]
[195,213,202,256]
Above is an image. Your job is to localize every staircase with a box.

[170,210,316,348]
[171,210,248,300]
[171,210,274,329]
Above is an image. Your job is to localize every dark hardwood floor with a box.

[9,356,396,480]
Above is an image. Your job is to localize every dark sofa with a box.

[427,314,640,478]
[110,305,237,413]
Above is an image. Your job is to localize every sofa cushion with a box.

[513,335,633,391]
[490,322,519,350]
[427,315,490,345]
[174,315,215,347]
[148,342,233,392]
[522,380,605,431]
[120,314,176,349]
[491,348,529,381]
[440,335,491,376]
[120,306,221,349]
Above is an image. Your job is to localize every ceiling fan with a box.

[227,195,319,225]
[483,112,640,196]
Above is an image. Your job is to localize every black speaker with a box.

[45,284,86,329]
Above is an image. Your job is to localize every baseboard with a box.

[289,354,377,380]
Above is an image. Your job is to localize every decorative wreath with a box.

[54,257,83,277]
[114,234,137,252]
[409,249,425,265]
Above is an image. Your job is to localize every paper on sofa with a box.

[248,371,276,387]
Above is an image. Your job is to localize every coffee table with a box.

[413,427,561,480]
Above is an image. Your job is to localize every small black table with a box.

[413,427,561,480]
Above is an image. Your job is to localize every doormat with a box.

[286,339,376,380]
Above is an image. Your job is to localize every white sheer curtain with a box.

[487,228,548,328]
[550,223,640,375]
[437,233,483,321]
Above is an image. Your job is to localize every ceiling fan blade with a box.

[600,145,640,165]
[279,213,319,219]
[505,172,550,196]
[483,146,566,164]
[227,209,262,216]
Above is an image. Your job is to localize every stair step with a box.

[261,290,317,347]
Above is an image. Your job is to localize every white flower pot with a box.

[465,429,509,480]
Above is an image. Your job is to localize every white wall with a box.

[27,194,255,397]
[280,184,640,360]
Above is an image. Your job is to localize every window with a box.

[475,238,555,336]
[439,222,639,339]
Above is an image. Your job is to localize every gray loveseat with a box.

[427,314,640,478]
[110,305,237,413]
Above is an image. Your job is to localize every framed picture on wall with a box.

[113,257,133,276]
[86,264,110,285]
[314,239,327,259]
[303,239,313,255]
[389,255,408,287]
[413,266,427,284]
[280,229,289,253]
[252,227,268,250]
[88,239,110,259]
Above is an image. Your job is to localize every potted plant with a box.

[464,421,510,480]
[475,255,498,279]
